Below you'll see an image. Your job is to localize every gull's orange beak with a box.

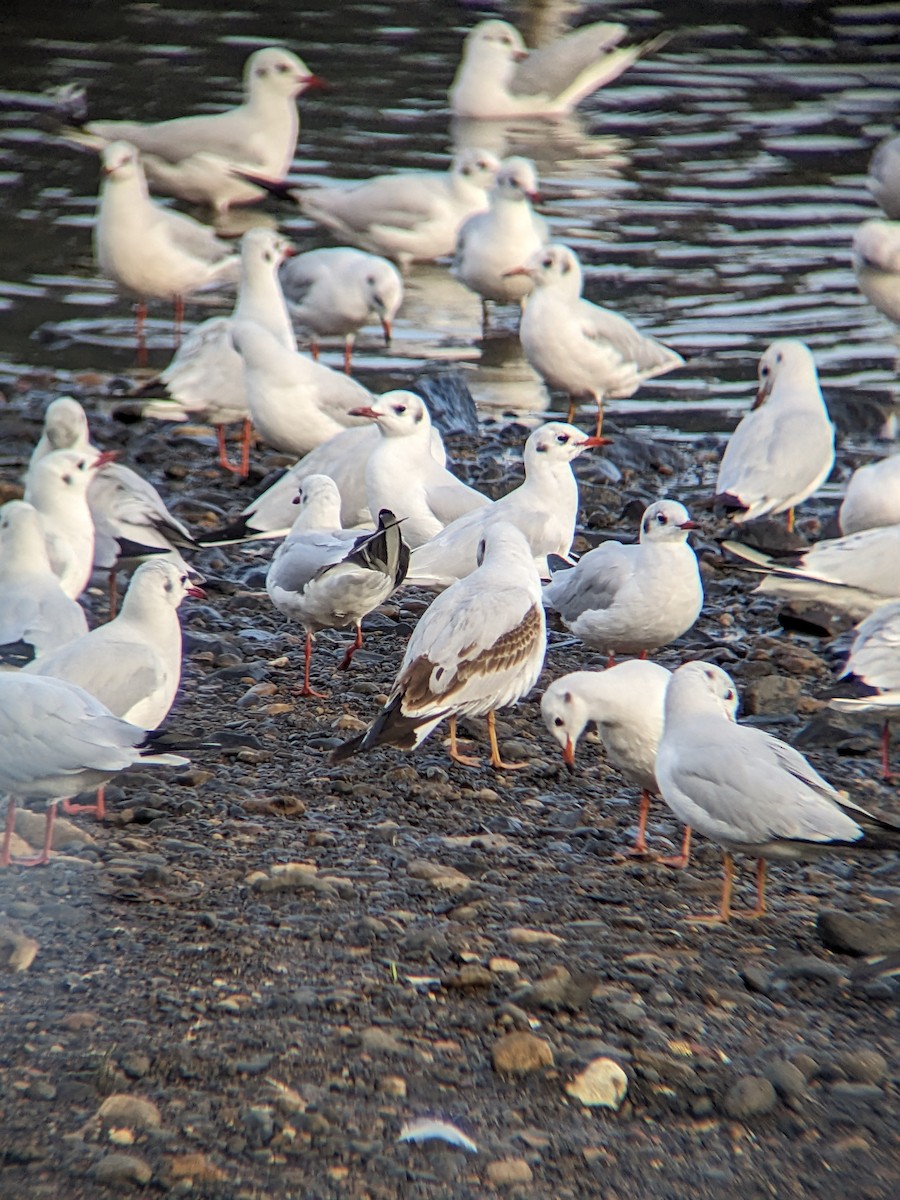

[579,435,612,448]
[381,317,392,346]
[563,737,575,773]
[92,450,119,469]
[502,266,531,278]
[348,406,381,419]
[679,519,699,530]
[187,585,206,599]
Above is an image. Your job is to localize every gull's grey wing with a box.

[543,541,636,620]
[715,407,833,507]
[268,530,355,595]
[512,22,627,98]
[28,636,165,719]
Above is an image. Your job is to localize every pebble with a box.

[0,926,39,973]
[96,1094,162,1129]
[828,1082,885,1116]
[407,859,472,892]
[742,675,803,715]
[835,1050,888,1084]
[486,1158,534,1186]
[379,1075,407,1098]
[92,1152,153,1186]
[565,1058,629,1110]
[816,909,900,956]
[721,1076,778,1119]
[492,1032,554,1075]
[516,964,597,1012]
[444,964,494,989]
[167,1153,228,1183]
[763,1060,808,1103]
[507,927,564,947]
[360,1026,407,1055]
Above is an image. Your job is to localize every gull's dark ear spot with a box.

[414,407,424,424]
[562,691,572,704]
[255,67,268,77]
[561,257,571,274]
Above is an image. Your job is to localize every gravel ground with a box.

[0,380,898,1200]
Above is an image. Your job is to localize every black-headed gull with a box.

[0,501,88,666]
[449,19,665,119]
[23,448,113,600]
[543,500,702,662]
[333,522,546,770]
[28,397,199,612]
[407,422,606,587]
[0,673,187,868]
[507,244,684,436]
[144,227,296,475]
[348,391,489,548]
[542,662,694,864]
[868,133,900,219]
[656,661,900,922]
[95,141,239,357]
[280,248,403,371]
[853,218,900,326]
[839,451,900,534]
[452,157,548,321]
[25,560,202,819]
[230,319,369,458]
[714,340,835,532]
[830,600,900,779]
[724,525,900,619]
[262,149,499,269]
[266,476,409,697]
[82,47,323,213]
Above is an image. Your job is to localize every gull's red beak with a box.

[563,737,575,773]
[579,436,612,448]
[187,585,206,599]
[502,265,531,278]
[92,450,119,469]
[349,406,382,419]
[300,74,328,92]
[679,519,699,530]
[381,317,392,346]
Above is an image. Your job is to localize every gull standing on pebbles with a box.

[830,601,900,779]
[143,227,296,475]
[333,522,546,770]
[24,449,113,600]
[0,501,88,665]
[0,674,188,868]
[867,133,900,219]
[280,248,403,371]
[853,218,900,326]
[407,422,605,586]
[452,157,548,324]
[94,142,239,358]
[266,476,409,698]
[839,450,900,534]
[542,662,693,866]
[80,47,323,213]
[543,500,703,663]
[449,19,667,119]
[264,149,499,269]
[349,392,489,548]
[25,560,202,819]
[656,661,900,922]
[714,340,835,532]
[507,244,684,436]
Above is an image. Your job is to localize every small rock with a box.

[492,1031,554,1075]
[108,1129,135,1146]
[92,1153,153,1186]
[0,926,39,973]
[721,1076,778,1119]
[565,1058,628,1110]
[489,957,520,976]
[61,1010,97,1031]
[740,964,772,995]
[379,1075,407,1098]
[507,927,564,947]
[763,1060,807,1103]
[407,859,472,893]
[816,909,900,956]
[835,1050,887,1084]
[96,1094,162,1130]
[742,675,803,715]
[518,964,597,1011]
[828,1082,884,1114]
[120,1053,151,1080]
[167,1153,228,1183]
[360,1026,406,1055]
[444,964,494,989]
[486,1158,534,1186]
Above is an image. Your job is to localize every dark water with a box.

[1,0,899,487]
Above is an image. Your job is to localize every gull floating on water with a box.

[80,47,323,213]
[94,141,239,357]
[542,661,696,865]
[333,522,546,769]
[0,501,88,666]
[714,340,835,532]
[853,218,900,326]
[143,227,296,475]
[839,450,900,534]
[867,133,900,219]
[508,244,683,436]
[830,600,900,779]
[656,661,900,922]
[407,422,604,587]
[543,500,703,662]
[349,392,489,548]
[266,476,408,697]
[0,673,188,867]
[280,247,403,370]
[449,19,666,120]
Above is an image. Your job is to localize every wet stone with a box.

[816,909,900,956]
[835,1050,888,1084]
[92,1152,153,1186]
[763,1060,808,1104]
[721,1076,778,1119]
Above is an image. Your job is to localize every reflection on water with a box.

[0,0,898,440]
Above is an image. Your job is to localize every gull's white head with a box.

[460,20,527,68]
[525,421,606,467]
[42,397,91,453]
[755,339,817,406]
[541,678,592,770]
[666,661,740,722]
[639,500,698,544]
[241,227,294,277]
[505,243,583,293]
[125,559,204,614]
[348,391,431,439]
[290,473,343,529]
[101,140,142,182]
[475,519,534,569]
[244,46,324,98]
[493,156,540,203]
[359,258,404,341]
[451,148,501,191]
[0,500,48,558]
[26,448,111,505]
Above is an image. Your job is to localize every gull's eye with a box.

[760,364,770,376]
[775,352,783,364]
[556,433,569,444]
[180,575,189,587]
[705,669,715,681]
[543,256,553,268]
[62,473,73,485]
[276,62,290,73]
[656,513,668,525]
[392,404,407,416]
[553,717,564,728]
[725,689,735,701]
[366,275,376,286]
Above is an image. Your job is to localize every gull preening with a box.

[280,248,403,370]
[0,673,188,867]
[349,392,488,548]
[509,244,684,436]
[407,422,604,587]
[830,600,900,779]
[839,450,900,534]
[867,133,900,219]
[453,157,548,320]
[656,661,900,922]
[144,227,297,475]
[278,149,500,269]
[543,500,703,661]
[853,218,900,326]
[94,141,239,355]
[714,340,835,531]
[81,46,323,213]
[333,522,546,769]
[449,19,665,119]
[0,501,88,666]
[266,476,409,697]
[542,661,694,865]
